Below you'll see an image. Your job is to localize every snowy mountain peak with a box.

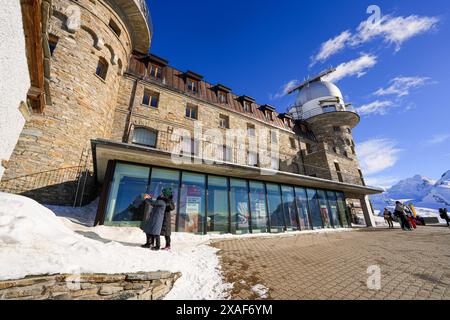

[371,170,450,211]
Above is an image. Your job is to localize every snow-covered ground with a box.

[0,192,356,300]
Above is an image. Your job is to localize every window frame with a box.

[95,57,108,81]
[185,104,199,120]
[219,114,230,129]
[187,78,199,93]
[131,127,158,148]
[142,89,159,109]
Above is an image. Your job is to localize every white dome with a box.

[295,80,343,106]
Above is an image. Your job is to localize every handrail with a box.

[290,105,357,121]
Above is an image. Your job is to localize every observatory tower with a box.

[288,69,364,186]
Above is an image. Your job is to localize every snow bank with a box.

[0,193,229,300]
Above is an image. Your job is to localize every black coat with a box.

[160,198,175,237]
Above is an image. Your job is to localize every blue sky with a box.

[146,0,450,187]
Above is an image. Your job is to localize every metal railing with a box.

[290,105,357,121]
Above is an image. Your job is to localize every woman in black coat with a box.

[160,191,175,251]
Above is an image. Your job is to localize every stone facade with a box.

[0,0,372,211]
[0,271,181,300]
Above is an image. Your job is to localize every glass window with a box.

[326,191,342,228]
[249,181,268,233]
[49,34,58,56]
[187,79,199,93]
[281,185,299,231]
[306,189,323,229]
[317,190,332,228]
[95,58,108,80]
[230,179,250,234]
[149,64,162,79]
[207,176,229,234]
[266,184,285,233]
[248,151,258,167]
[295,187,311,230]
[178,172,206,234]
[148,168,180,232]
[105,163,150,225]
[186,104,198,120]
[219,115,229,129]
[132,127,157,147]
[336,192,350,228]
[218,91,227,104]
[142,90,159,108]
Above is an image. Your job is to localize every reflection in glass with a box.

[267,184,285,233]
[295,187,311,230]
[105,163,150,225]
[281,185,299,231]
[207,176,229,234]
[317,190,332,228]
[249,181,268,233]
[230,179,250,234]
[326,191,342,228]
[336,192,350,228]
[178,172,206,234]
[306,189,323,229]
[148,168,180,231]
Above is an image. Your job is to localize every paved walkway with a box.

[211,226,450,300]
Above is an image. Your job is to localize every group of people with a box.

[140,187,175,251]
[383,201,417,231]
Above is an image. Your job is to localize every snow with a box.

[251,284,269,299]
[371,170,450,211]
[0,192,356,300]
[0,193,230,300]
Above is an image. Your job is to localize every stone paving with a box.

[211,226,450,300]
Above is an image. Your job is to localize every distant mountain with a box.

[371,171,450,211]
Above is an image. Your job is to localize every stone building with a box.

[1,0,382,234]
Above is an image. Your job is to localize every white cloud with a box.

[270,79,300,99]
[428,134,450,145]
[365,176,400,189]
[357,138,402,175]
[323,54,377,83]
[312,14,439,64]
[311,31,352,65]
[374,76,432,98]
[356,100,394,116]
[352,15,439,51]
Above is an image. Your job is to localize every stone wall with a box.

[2,0,135,204]
[0,271,181,300]
[112,75,308,173]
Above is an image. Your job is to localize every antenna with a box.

[287,67,336,95]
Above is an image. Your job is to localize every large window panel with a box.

[306,189,323,229]
[266,184,285,233]
[336,192,351,228]
[105,163,150,225]
[207,176,229,234]
[317,190,332,228]
[295,187,311,230]
[230,179,250,234]
[148,168,180,232]
[326,191,342,228]
[178,172,206,234]
[281,185,299,231]
[249,181,268,233]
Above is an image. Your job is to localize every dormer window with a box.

[243,101,252,113]
[187,78,199,93]
[218,91,227,104]
[149,63,163,80]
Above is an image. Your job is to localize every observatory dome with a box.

[295,80,344,107]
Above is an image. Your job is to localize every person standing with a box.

[405,206,417,229]
[141,192,167,250]
[160,188,175,251]
[439,208,450,227]
[394,201,411,231]
[383,208,394,229]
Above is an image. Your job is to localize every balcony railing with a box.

[134,0,153,36]
[290,105,357,121]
